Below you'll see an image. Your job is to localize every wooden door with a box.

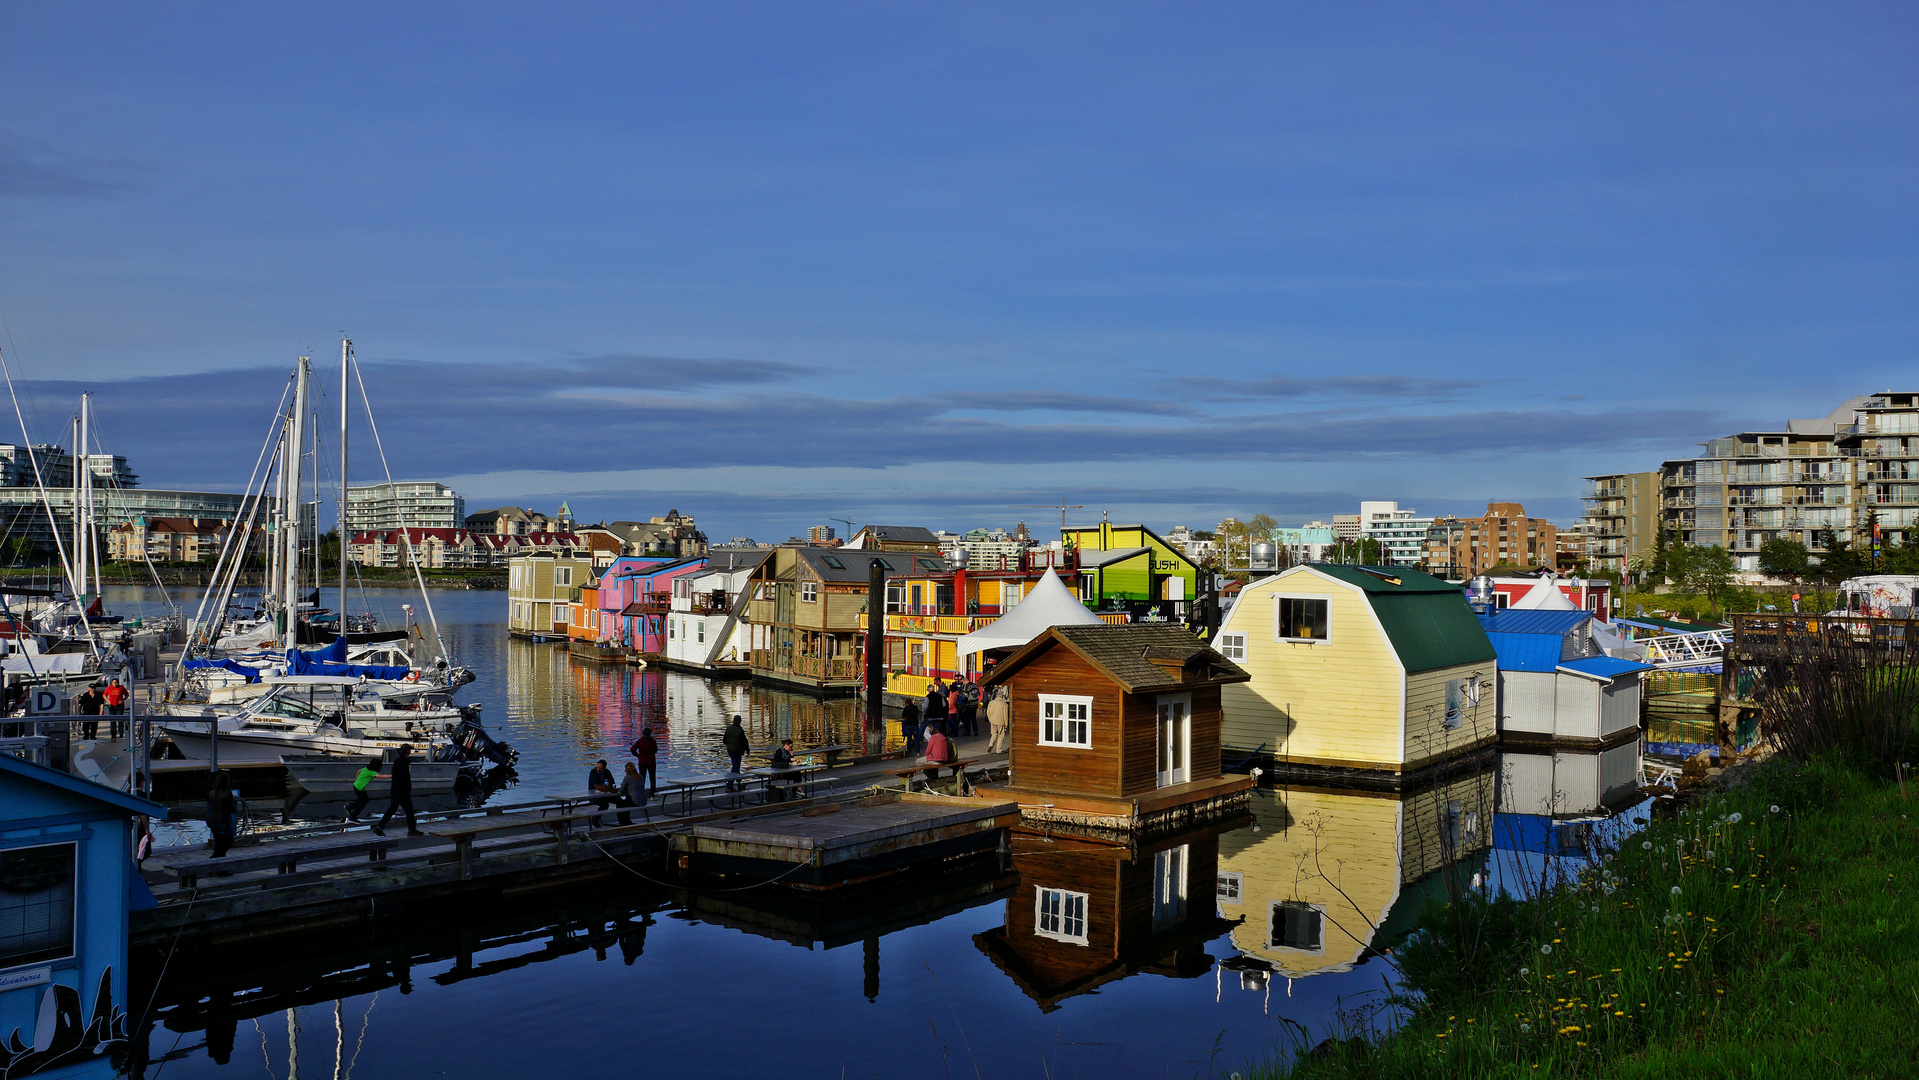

[1156,694,1191,787]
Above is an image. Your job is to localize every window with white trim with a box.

[800,582,819,603]
[1275,596,1329,642]
[668,619,676,639]
[555,605,570,624]
[1038,694,1092,748]
[0,842,76,968]
[1215,632,1246,662]
[1034,887,1088,944]
[1216,871,1243,903]
[1269,901,1324,952]
[555,567,573,587]
[697,620,706,643]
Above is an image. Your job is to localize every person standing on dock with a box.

[103,679,128,740]
[985,685,1010,754]
[953,676,978,737]
[207,770,236,858]
[347,756,381,822]
[630,725,659,794]
[76,683,104,740]
[723,716,750,774]
[372,744,423,837]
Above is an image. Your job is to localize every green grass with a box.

[1256,758,1919,1078]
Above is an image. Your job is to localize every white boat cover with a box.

[955,568,1105,657]
[1,654,90,676]
[1511,578,1579,611]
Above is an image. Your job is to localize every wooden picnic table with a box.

[884,757,979,790]
[424,810,596,880]
[164,833,399,889]
[793,743,853,767]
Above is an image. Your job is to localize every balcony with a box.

[1663,497,1694,509]
[790,656,860,681]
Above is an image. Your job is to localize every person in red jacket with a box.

[629,725,659,795]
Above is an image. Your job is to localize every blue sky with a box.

[2,3,1914,541]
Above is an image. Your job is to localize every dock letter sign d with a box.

[26,688,67,715]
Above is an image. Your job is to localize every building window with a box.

[1038,694,1093,748]
[1034,887,1089,944]
[800,582,819,603]
[555,566,573,587]
[1275,596,1329,642]
[668,619,676,639]
[697,620,706,643]
[1269,901,1323,952]
[1215,632,1247,662]
[554,605,570,624]
[1443,676,1478,728]
[0,842,76,968]
[1216,871,1243,903]
[1080,574,1097,601]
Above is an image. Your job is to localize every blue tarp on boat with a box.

[182,658,262,682]
[286,638,410,680]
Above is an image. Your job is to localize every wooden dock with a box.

[677,792,1020,887]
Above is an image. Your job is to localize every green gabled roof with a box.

[1299,564,1496,674]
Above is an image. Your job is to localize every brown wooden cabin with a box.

[973,824,1235,1011]
[976,624,1254,839]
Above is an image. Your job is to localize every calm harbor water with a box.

[117,587,1646,1079]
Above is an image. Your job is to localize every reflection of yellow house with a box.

[1217,565,1497,776]
[1215,774,1493,977]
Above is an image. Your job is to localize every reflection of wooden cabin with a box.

[1216,565,1498,782]
[975,825,1236,1011]
[1215,772,1493,978]
[976,625,1253,838]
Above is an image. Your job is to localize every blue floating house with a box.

[1476,609,1652,749]
[0,753,166,1079]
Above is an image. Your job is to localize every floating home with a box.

[1215,565,1498,784]
[1060,522,1200,621]
[974,823,1235,1011]
[1476,607,1650,749]
[745,546,947,694]
[1216,768,1493,978]
[661,549,773,677]
[0,752,167,1080]
[506,550,596,641]
[866,560,1090,703]
[975,624,1253,839]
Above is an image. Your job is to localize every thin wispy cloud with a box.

[0,133,127,199]
[1174,374,1488,400]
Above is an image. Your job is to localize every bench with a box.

[794,743,853,767]
[167,833,399,889]
[543,789,648,824]
[425,810,603,880]
[884,757,979,790]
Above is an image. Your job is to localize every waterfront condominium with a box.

[345,480,466,532]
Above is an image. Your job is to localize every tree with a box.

[1684,544,1735,608]
[1758,537,1810,582]
[1812,528,1863,584]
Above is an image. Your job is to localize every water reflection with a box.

[1219,769,1495,979]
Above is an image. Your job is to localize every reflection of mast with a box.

[287,1007,300,1080]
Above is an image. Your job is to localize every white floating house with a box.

[1476,602,1651,750]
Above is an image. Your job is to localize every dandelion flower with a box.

[1769,805,1780,814]
[1541,944,1554,955]
[1671,886,1683,895]
[1729,812,1742,824]
[1519,967,1529,976]
[1643,841,1653,850]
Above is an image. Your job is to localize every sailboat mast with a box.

[69,413,84,598]
[284,358,310,640]
[339,338,350,633]
[81,393,99,598]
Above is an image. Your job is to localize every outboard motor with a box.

[454,715,519,770]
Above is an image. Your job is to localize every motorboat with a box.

[282,751,463,797]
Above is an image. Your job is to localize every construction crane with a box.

[1011,500,1084,540]
[830,517,857,542]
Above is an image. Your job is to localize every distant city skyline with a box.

[4,5,1913,542]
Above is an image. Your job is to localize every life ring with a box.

[403,671,420,683]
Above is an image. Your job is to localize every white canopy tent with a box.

[1511,577,1580,611]
[955,568,1105,657]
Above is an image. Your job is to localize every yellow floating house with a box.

[1214,565,1497,780]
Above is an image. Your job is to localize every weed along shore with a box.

[1254,756,1918,1078]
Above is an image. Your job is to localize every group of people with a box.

[74,679,129,741]
[902,676,1010,763]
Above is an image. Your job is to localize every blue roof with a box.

[1482,632,1565,673]
[0,751,169,819]
[1475,609,1591,636]
[1557,656,1655,682]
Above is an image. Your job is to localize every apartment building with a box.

[1583,391,1919,572]
[1578,471,1660,575]
[345,481,465,531]
[1358,501,1432,567]
[1422,502,1557,577]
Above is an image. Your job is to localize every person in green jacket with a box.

[348,756,381,822]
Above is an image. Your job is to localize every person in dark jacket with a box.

[373,743,422,836]
[206,770,236,858]
[76,684,104,740]
[899,698,922,754]
[953,677,979,737]
[630,726,659,793]
[587,758,618,822]
[722,716,749,774]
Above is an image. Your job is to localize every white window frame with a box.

[800,581,819,603]
[1268,900,1327,954]
[1215,632,1247,662]
[1033,886,1089,945]
[668,619,676,639]
[1038,694,1093,749]
[555,566,573,587]
[1274,595,1330,643]
[555,604,570,624]
[697,620,706,643]
[1216,871,1243,903]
